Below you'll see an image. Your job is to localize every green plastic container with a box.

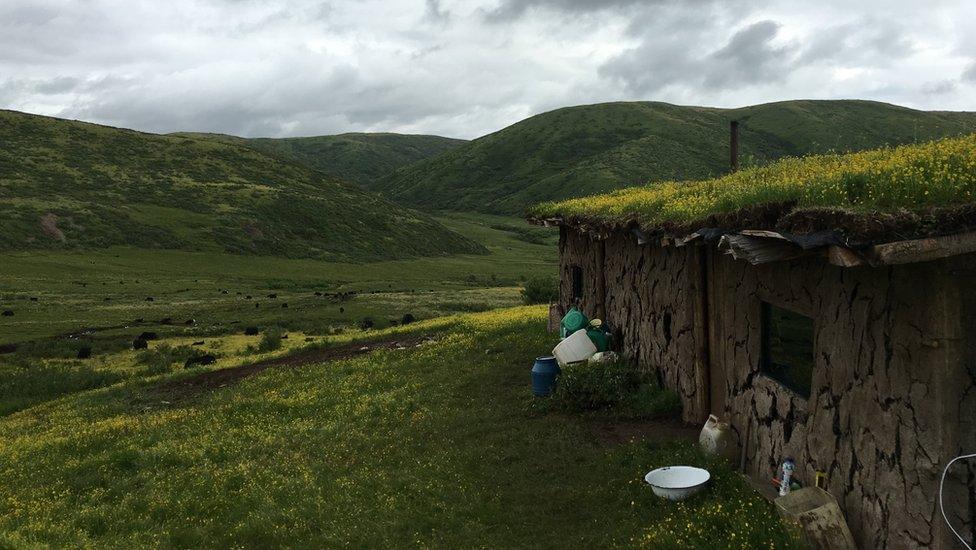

[560,307,588,338]
[586,328,609,352]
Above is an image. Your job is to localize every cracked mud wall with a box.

[558,227,975,549]
[710,252,976,549]
[559,229,708,423]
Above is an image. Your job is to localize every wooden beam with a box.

[865,231,976,266]
[674,231,704,247]
[738,229,790,240]
[827,246,868,268]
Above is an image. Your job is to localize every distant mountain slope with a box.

[0,111,484,261]
[375,100,976,214]
[177,132,466,189]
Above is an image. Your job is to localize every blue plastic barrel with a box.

[531,356,561,396]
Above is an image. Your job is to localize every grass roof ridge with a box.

[528,133,976,242]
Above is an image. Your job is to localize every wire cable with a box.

[940,453,976,550]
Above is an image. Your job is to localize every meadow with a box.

[0,306,800,548]
[0,213,556,415]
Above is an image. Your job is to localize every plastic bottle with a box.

[779,458,796,496]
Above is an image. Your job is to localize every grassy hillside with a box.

[0,110,482,261]
[377,100,976,214]
[178,132,466,189]
[0,307,799,548]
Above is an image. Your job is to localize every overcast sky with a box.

[3,0,976,139]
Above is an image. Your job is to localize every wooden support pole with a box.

[594,238,607,321]
[692,245,711,423]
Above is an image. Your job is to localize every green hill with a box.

[0,111,484,261]
[375,100,976,214]
[177,132,466,189]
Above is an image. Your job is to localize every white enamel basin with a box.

[644,466,711,501]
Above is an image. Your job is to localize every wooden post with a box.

[692,245,711,422]
[594,238,607,321]
[730,120,740,172]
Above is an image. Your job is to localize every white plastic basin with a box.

[552,328,597,366]
[644,466,711,501]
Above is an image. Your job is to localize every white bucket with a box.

[552,329,597,366]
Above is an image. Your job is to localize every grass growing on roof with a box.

[0,306,800,548]
[529,133,976,228]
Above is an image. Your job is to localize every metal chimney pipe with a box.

[730,120,740,172]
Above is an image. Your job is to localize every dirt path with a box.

[151,334,434,400]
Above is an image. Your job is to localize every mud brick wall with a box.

[558,229,709,423]
[710,252,976,549]
[558,227,601,314]
[558,226,976,549]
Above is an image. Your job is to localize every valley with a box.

[0,213,557,412]
[2,97,974,549]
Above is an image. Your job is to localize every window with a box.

[761,302,814,399]
[571,265,584,300]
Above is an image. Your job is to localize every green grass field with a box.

[0,213,557,416]
[0,307,799,548]
[0,213,555,342]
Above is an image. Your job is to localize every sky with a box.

[2,0,976,139]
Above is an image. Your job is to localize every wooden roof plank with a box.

[866,231,976,266]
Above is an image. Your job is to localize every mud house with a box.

[529,135,976,549]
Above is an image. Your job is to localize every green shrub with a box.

[258,327,284,353]
[549,361,680,419]
[137,344,205,375]
[520,275,558,305]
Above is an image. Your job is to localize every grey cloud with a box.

[1,0,973,139]
[34,76,81,95]
[600,19,794,95]
[798,18,914,66]
[964,62,976,82]
[425,0,450,23]
[922,79,957,95]
[3,75,136,97]
[57,56,483,138]
[66,63,364,136]
[484,0,651,22]
[705,21,793,88]
[3,4,59,26]
[865,23,914,57]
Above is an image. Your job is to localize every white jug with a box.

[699,415,738,463]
